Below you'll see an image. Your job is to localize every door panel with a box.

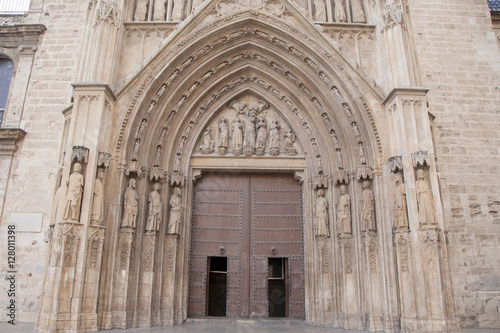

[188,173,305,319]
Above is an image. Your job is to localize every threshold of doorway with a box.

[186,317,306,326]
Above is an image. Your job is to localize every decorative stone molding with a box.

[332,170,349,185]
[0,128,27,156]
[71,146,90,163]
[383,0,403,30]
[142,233,157,272]
[356,165,373,180]
[170,172,185,187]
[340,235,354,274]
[149,167,165,181]
[420,226,439,244]
[125,161,142,177]
[412,150,430,167]
[97,151,111,168]
[394,230,410,273]
[93,0,121,28]
[118,229,135,271]
[313,175,328,189]
[388,155,402,172]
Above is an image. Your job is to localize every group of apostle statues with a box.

[121,179,183,234]
[198,99,298,157]
[313,169,438,238]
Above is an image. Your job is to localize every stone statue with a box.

[230,100,247,118]
[167,187,182,235]
[361,180,376,232]
[63,163,85,222]
[395,173,409,229]
[121,178,139,229]
[171,0,184,21]
[416,169,436,227]
[51,176,66,224]
[315,0,327,21]
[283,129,297,156]
[90,168,105,225]
[137,119,147,138]
[199,128,214,154]
[218,117,229,153]
[242,115,256,155]
[232,119,243,155]
[351,0,366,23]
[153,145,162,167]
[132,139,141,161]
[134,0,149,21]
[358,142,367,165]
[269,118,280,156]
[314,189,329,237]
[336,148,344,170]
[153,0,166,21]
[334,0,346,22]
[338,185,351,234]
[146,183,162,232]
[255,116,267,156]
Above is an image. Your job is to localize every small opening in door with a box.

[268,258,287,317]
[207,257,227,316]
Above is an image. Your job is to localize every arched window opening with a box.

[0,58,14,126]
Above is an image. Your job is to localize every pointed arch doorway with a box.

[188,172,305,319]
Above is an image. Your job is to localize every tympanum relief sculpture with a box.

[361,180,376,232]
[416,169,437,228]
[63,163,85,222]
[196,97,302,158]
[146,183,162,232]
[122,178,139,229]
[314,189,329,237]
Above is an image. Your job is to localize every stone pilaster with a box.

[339,234,357,329]
[112,229,135,328]
[394,229,416,331]
[362,233,383,331]
[317,237,333,326]
[137,232,158,327]
[161,234,179,325]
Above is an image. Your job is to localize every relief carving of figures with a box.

[242,109,257,156]
[145,183,162,232]
[134,0,148,21]
[314,189,329,237]
[283,129,298,156]
[314,0,327,21]
[416,169,436,227]
[351,0,366,23]
[334,0,346,22]
[153,145,162,167]
[137,119,147,138]
[269,118,281,156]
[255,116,267,156]
[171,0,184,20]
[395,173,409,229]
[167,187,182,235]
[338,185,351,234]
[90,168,105,225]
[361,180,376,232]
[232,118,243,155]
[230,100,247,118]
[358,142,367,165]
[121,178,139,229]
[199,128,214,154]
[218,117,229,155]
[153,0,166,21]
[132,139,141,161]
[63,163,84,222]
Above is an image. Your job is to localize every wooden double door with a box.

[188,173,305,318]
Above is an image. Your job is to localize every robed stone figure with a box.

[90,168,105,225]
[146,183,162,232]
[338,185,351,234]
[361,180,376,232]
[314,189,329,237]
[167,187,182,235]
[121,178,139,229]
[395,173,409,229]
[416,169,436,227]
[63,163,84,222]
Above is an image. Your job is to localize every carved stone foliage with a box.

[412,150,430,167]
[71,146,89,163]
[195,95,302,158]
[356,165,373,180]
[97,151,111,168]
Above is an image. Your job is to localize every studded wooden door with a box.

[188,173,305,319]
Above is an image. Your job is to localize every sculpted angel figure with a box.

[145,183,162,232]
[63,163,84,222]
[121,178,139,229]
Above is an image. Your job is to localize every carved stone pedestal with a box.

[339,234,357,329]
[112,229,135,328]
[161,234,180,325]
[80,225,106,331]
[317,237,333,326]
[138,232,158,327]
[394,229,415,330]
[362,232,383,331]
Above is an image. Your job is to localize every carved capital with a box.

[97,151,111,168]
[313,175,328,189]
[412,150,430,167]
[71,146,89,163]
[356,165,374,180]
[125,161,142,177]
[420,227,439,243]
[150,167,165,181]
[171,172,185,187]
[388,155,403,172]
[332,170,349,185]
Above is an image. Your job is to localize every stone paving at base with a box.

[2,321,499,333]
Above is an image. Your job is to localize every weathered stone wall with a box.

[409,0,500,328]
[0,0,88,322]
